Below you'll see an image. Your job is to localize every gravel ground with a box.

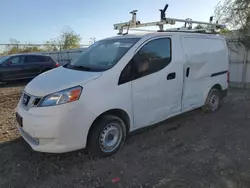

[0,86,250,188]
[0,81,25,142]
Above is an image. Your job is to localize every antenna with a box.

[113,4,226,35]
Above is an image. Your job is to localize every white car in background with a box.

[15,31,229,157]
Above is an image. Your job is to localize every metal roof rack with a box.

[113,4,226,35]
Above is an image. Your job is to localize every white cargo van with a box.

[15,31,229,157]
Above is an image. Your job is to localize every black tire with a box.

[87,115,127,157]
[202,88,221,113]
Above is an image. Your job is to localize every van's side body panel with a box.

[131,34,184,129]
[181,34,229,111]
[78,33,184,132]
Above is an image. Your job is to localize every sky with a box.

[0,0,221,45]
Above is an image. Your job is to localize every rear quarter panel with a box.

[181,35,229,109]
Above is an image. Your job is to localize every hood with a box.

[25,66,102,96]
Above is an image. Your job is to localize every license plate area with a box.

[16,113,23,127]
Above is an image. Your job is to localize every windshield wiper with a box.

[70,65,92,71]
[64,64,104,72]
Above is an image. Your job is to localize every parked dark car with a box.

[0,54,59,82]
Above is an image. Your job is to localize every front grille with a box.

[22,93,31,106]
[21,92,42,110]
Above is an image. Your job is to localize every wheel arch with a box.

[86,108,131,147]
[203,83,223,105]
[212,84,222,91]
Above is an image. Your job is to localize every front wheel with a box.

[87,115,127,157]
[202,88,221,112]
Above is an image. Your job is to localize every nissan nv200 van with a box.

[15,31,229,157]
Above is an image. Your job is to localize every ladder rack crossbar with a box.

[113,4,226,35]
[114,18,225,30]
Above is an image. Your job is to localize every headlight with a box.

[38,86,82,107]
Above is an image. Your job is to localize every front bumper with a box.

[15,100,96,153]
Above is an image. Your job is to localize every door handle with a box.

[186,67,190,77]
[167,72,176,80]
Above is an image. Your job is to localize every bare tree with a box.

[215,0,250,48]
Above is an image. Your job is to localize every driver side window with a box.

[9,56,25,65]
[118,37,172,85]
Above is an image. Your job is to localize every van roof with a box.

[104,31,224,40]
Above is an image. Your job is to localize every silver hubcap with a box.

[99,123,122,153]
[209,94,219,111]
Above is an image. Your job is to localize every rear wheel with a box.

[87,115,127,157]
[202,88,221,112]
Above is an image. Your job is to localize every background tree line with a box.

[1,27,82,55]
[215,0,250,49]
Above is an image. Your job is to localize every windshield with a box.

[65,38,140,71]
[0,56,9,64]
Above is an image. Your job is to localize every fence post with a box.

[242,48,248,89]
